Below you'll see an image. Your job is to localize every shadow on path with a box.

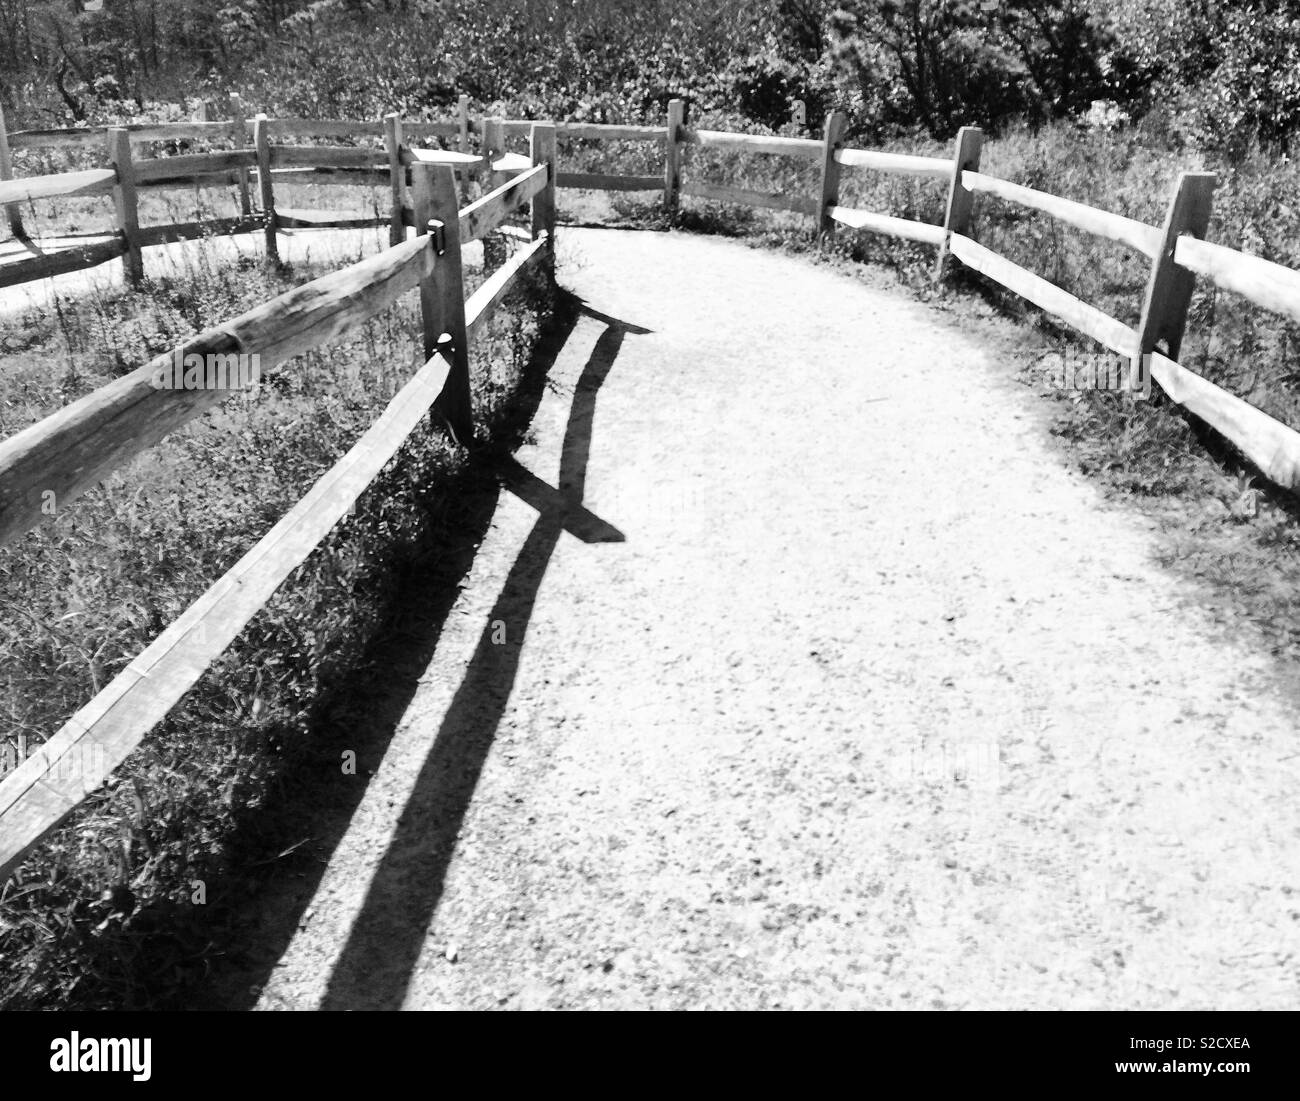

[316,299,649,1009]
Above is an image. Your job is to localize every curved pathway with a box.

[244,228,1300,1010]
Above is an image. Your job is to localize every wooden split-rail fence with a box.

[2,95,1300,880]
[0,105,556,881]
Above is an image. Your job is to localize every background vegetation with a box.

[5,0,1300,1008]
[3,1,1298,155]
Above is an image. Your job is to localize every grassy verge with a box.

[0,223,552,1008]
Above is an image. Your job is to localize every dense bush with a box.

[1107,0,1300,154]
[827,1,1152,140]
[722,47,834,132]
[2,0,1299,157]
[1188,5,1300,153]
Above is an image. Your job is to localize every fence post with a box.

[664,98,684,212]
[1133,171,1216,399]
[481,115,506,274]
[480,114,503,179]
[253,113,277,262]
[107,127,142,286]
[384,111,405,246]
[934,125,983,281]
[0,102,26,240]
[817,110,847,237]
[229,92,251,217]
[530,122,557,272]
[412,162,473,444]
[458,94,471,154]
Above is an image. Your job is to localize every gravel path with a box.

[253,227,1300,1010]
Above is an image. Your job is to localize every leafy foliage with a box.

[828,1,1147,139]
[1188,4,1300,153]
[0,0,1297,157]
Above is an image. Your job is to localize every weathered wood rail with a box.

[0,127,557,881]
[6,95,1300,879]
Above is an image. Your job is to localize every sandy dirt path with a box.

[251,227,1300,1010]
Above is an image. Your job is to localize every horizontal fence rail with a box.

[402,148,482,169]
[402,120,464,141]
[137,215,262,247]
[0,236,126,289]
[270,166,389,186]
[133,149,257,183]
[501,121,664,142]
[0,344,455,883]
[963,170,1161,258]
[5,112,470,150]
[828,206,945,246]
[681,128,822,159]
[558,171,662,192]
[1173,236,1300,327]
[7,120,242,149]
[0,235,437,548]
[834,147,951,179]
[264,118,381,139]
[268,144,387,169]
[948,232,1135,355]
[456,163,548,243]
[0,167,117,206]
[1148,350,1300,488]
[465,233,551,340]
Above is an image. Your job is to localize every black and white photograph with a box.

[0,0,1293,1074]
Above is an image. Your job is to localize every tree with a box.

[828,1,1142,138]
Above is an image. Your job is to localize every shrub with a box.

[828,1,1150,139]
[1186,6,1300,154]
